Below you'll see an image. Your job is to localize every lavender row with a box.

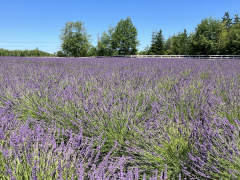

[1,57,240,179]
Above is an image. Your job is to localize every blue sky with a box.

[1,0,239,54]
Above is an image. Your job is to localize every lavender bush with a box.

[0,105,137,179]
[1,56,240,179]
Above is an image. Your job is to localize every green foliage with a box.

[56,50,66,57]
[191,16,222,55]
[97,26,117,56]
[171,35,182,55]
[222,12,233,28]
[111,17,140,55]
[129,122,197,179]
[0,48,54,57]
[87,45,98,57]
[216,21,229,54]
[59,21,92,57]
[226,22,240,55]
[156,12,240,55]
[233,13,240,25]
[149,29,164,55]
[189,12,240,55]
[164,36,173,55]
[164,29,191,55]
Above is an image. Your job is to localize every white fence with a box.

[94,55,240,59]
[22,55,240,59]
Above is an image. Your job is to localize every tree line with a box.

[155,12,240,55]
[58,12,240,57]
[57,16,139,57]
[0,48,54,57]
[1,12,239,57]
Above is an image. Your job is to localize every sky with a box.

[0,0,239,54]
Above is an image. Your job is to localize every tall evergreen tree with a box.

[181,29,189,55]
[149,31,157,55]
[222,12,233,28]
[171,35,182,55]
[166,29,190,55]
[233,13,240,25]
[164,36,172,54]
[149,29,164,55]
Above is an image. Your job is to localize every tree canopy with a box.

[59,21,92,57]
[191,16,222,55]
[111,17,140,55]
[226,22,240,54]
[0,48,54,57]
[97,25,117,56]
[139,12,240,56]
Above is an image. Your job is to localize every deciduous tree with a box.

[59,21,91,57]
[87,45,98,56]
[226,22,240,54]
[216,21,229,54]
[191,16,221,55]
[97,25,117,56]
[111,17,140,55]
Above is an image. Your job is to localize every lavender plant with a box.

[0,106,135,179]
[1,56,240,179]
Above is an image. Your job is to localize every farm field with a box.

[1,56,240,179]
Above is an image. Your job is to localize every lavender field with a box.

[1,56,240,179]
